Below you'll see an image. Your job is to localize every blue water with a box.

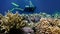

[0,0,60,15]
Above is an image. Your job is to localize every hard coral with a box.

[35,18,60,34]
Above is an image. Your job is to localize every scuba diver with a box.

[10,0,36,13]
[24,0,36,12]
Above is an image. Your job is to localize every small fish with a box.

[11,2,19,7]
[10,8,24,11]
[10,8,15,11]
[15,8,24,11]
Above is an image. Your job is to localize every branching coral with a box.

[35,18,60,34]
[0,11,28,34]
[0,11,60,34]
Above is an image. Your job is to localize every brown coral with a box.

[35,18,60,34]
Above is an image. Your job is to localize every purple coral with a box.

[22,27,34,34]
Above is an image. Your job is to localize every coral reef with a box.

[0,11,60,34]
[35,18,60,34]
